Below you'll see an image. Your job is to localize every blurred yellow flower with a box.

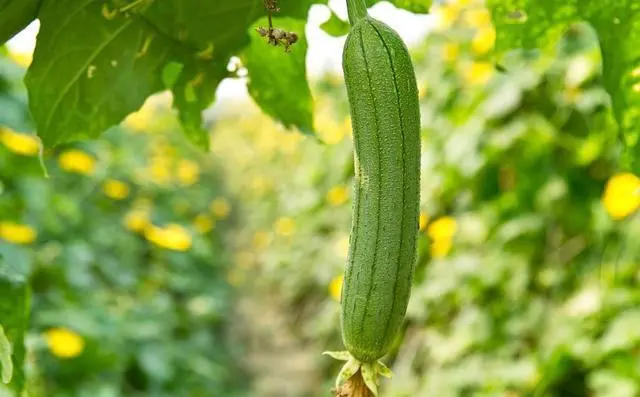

[123,105,154,132]
[58,150,96,175]
[252,231,271,250]
[428,217,457,258]
[210,197,231,219]
[430,238,453,259]
[8,50,32,68]
[145,223,192,251]
[102,179,130,200]
[462,61,495,86]
[123,209,150,232]
[442,42,460,63]
[281,132,303,154]
[428,216,457,240]
[419,212,429,231]
[44,328,84,359]
[0,222,37,244]
[149,156,171,185]
[193,214,214,233]
[464,7,492,27]
[321,126,345,145]
[432,3,459,31]
[334,235,351,259]
[418,82,428,99]
[329,274,344,301]
[343,118,353,138]
[472,25,496,55]
[177,159,200,186]
[602,173,640,220]
[327,185,349,206]
[0,128,40,156]
[275,217,296,237]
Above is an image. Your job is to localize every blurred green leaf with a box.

[0,271,29,393]
[321,10,350,37]
[488,0,640,171]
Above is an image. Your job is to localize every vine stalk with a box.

[346,0,368,25]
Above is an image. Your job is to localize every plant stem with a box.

[346,0,368,25]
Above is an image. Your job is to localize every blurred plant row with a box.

[0,53,248,396]
[211,2,640,396]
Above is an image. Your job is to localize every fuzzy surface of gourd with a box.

[340,17,420,363]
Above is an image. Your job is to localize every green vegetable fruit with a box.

[324,0,421,394]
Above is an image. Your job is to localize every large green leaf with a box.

[0,0,40,45]
[0,257,30,393]
[23,0,325,149]
[23,0,429,149]
[242,17,314,135]
[488,0,640,171]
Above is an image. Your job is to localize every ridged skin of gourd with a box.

[340,16,421,363]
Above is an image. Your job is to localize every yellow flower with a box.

[176,159,200,186]
[326,185,349,206]
[281,132,303,154]
[334,235,351,259]
[144,223,192,251]
[148,156,171,184]
[419,212,429,231]
[252,231,271,250]
[0,222,37,244]
[123,209,150,232]
[428,216,457,240]
[210,197,231,219]
[442,42,460,63]
[464,7,492,27]
[428,217,457,258]
[329,274,344,301]
[472,25,496,55]
[462,61,495,86]
[602,173,640,220]
[430,238,453,258]
[193,214,214,234]
[0,128,40,156]
[123,104,154,132]
[58,150,96,175]
[418,82,428,99]
[8,50,32,68]
[102,179,130,200]
[44,328,85,359]
[343,118,353,138]
[432,3,459,31]
[275,217,296,237]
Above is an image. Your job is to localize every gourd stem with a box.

[346,0,368,25]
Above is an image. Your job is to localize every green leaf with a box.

[25,0,327,148]
[25,0,169,147]
[321,10,350,37]
[0,0,40,45]
[0,267,30,393]
[242,17,315,135]
[0,326,12,385]
[170,61,227,150]
[488,0,640,171]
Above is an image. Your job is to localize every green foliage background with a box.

[1,1,640,396]
[0,55,248,396]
